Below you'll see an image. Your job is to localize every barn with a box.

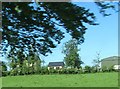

[101,56,120,70]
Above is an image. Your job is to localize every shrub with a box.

[10,69,17,76]
[102,66,108,72]
[57,69,63,74]
[80,69,84,74]
[84,66,91,73]
[2,71,9,77]
[76,69,81,74]
[40,67,49,75]
[61,68,79,74]
[69,68,77,74]
[108,66,115,72]
[28,67,34,75]
[16,67,22,75]
[91,66,97,73]
[49,68,58,74]
[60,68,68,74]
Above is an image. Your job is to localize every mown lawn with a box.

[0,78,2,88]
[2,72,118,87]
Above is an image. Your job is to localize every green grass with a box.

[0,78,2,88]
[2,72,118,87]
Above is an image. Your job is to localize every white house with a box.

[48,62,64,70]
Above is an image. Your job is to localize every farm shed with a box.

[101,56,120,70]
[48,62,64,70]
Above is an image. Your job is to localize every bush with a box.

[102,66,106,72]
[91,66,97,73]
[108,66,115,72]
[68,68,77,74]
[16,67,22,75]
[57,69,63,74]
[84,66,91,73]
[76,69,82,74]
[102,66,108,72]
[49,68,58,74]
[28,67,34,75]
[8,65,113,76]
[10,69,17,76]
[60,68,68,74]
[79,69,84,74]
[34,67,40,74]
[2,71,9,77]
[40,67,49,75]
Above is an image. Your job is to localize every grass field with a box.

[0,78,2,88]
[2,72,118,87]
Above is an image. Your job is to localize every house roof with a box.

[48,62,64,67]
[101,56,120,61]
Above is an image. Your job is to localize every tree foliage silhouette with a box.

[1,2,116,59]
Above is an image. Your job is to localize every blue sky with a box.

[40,2,118,66]
[1,2,118,67]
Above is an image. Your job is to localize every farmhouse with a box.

[101,56,120,70]
[48,62,64,70]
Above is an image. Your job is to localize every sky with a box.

[40,2,118,66]
[1,2,118,67]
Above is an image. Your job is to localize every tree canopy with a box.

[1,2,117,59]
[62,39,83,68]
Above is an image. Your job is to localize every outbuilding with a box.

[101,56,120,70]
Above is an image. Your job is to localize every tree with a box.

[1,2,117,59]
[33,56,41,74]
[1,2,118,75]
[8,51,41,75]
[26,52,41,74]
[41,60,45,67]
[62,39,83,68]
[92,52,101,72]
